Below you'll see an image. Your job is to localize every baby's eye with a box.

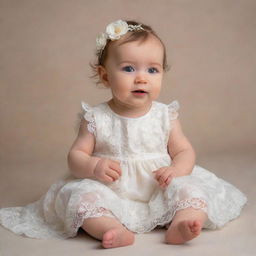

[122,66,135,72]
[148,67,159,74]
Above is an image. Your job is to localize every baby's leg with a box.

[82,215,135,248]
[165,208,207,245]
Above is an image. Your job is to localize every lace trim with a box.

[175,198,207,211]
[81,102,96,135]
[72,202,115,230]
[168,100,179,120]
[72,198,207,233]
[133,198,207,233]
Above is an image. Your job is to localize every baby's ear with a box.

[97,65,110,87]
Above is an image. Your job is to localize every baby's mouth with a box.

[132,90,147,94]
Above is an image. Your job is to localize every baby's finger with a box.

[153,168,164,178]
[109,160,122,175]
[160,176,172,188]
[158,170,171,185]
[153,167,165,180]
[107,169,120,181]
[165,176,173,186]
[103,174,115,183]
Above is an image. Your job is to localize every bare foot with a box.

[102,227,135,249]
[166,220,202,245]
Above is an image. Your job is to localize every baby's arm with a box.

[68,119,121,182]
[154,119,195,188]
[168,119,196,175]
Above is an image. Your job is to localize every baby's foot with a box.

[166,220,202,245]
[178,220,202,241]
[102,227,134,249]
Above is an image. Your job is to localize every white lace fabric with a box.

[0,101,247,239]
[81,102,96,135]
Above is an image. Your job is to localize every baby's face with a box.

[100,34,164,115]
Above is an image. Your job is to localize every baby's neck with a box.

[107,99,153,118]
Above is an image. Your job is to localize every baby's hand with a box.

[94,158,122,183]
[153,166,177,188]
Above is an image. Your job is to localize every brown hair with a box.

[91,20,169,85]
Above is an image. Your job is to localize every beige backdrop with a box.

[0,0,255,208]
[0,1,256,255]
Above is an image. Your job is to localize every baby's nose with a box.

[135,73,147,84]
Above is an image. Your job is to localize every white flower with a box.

[105,20,129,40]
[96,32,107,51]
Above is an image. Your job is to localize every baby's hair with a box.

[90,20,169,85]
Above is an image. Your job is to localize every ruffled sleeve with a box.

[168,100,180,120]
[81,102,96,135]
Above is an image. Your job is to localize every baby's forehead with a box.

[117,33,163,48]
[109,34,164,60]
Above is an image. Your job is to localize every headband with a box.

[96,20,144,53]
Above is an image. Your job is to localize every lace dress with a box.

[0,101,247,239]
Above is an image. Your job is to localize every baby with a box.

[67,20,247,248]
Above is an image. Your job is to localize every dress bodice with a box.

[82,101,179,160]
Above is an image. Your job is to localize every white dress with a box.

[0,101,247,239]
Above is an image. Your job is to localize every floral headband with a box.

[96,20,144,53]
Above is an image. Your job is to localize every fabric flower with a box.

[105,20,129,40]
[96,32,107,51]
